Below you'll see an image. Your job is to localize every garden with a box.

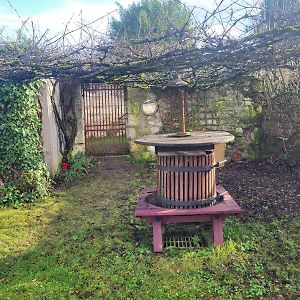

[0,0,300,299]
[0,157,299,299]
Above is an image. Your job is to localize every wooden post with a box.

[213,216,224,246]
[152,217,163,252]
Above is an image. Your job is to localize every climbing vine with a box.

[0,82,50,206]
[48,79,79,161]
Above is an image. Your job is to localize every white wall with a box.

[40,80,62,175]
[40,80,86,175]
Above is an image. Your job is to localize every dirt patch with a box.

[91,155,142,178]
[218,161,300,220]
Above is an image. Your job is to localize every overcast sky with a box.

[0,0,218,33]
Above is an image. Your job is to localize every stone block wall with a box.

[127,85,262,160]
[127,87,162,160]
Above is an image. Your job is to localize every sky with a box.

[0,0,255,41]
[0,0,218,34]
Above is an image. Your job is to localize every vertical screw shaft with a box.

[178,88,186,136]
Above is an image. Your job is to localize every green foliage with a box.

[0,82,49,206]
[2,29,33,56]
[128,153,156,168]
[129,142,156,166]
[110,0,191,40]
[55,152,92,183]
[258,0,300,30]
[275,153,297,169]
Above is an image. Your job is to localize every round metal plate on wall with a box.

[141,99,159,116]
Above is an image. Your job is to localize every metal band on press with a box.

[156,194,223,208]
[158,165,216,172]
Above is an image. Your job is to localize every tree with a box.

[250,0,300,158]
[258,0,300,30]
[109,0,191,41]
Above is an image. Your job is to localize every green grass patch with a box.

[86,136,129,155]
[0,157,299,299]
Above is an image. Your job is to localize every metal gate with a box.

[82,83,129,155]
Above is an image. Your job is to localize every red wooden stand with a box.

[135,185,242,252]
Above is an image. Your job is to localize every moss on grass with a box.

[0,157,299,299]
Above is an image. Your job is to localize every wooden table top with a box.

[135,131,234,147]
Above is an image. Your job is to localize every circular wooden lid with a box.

[135,131,234,147]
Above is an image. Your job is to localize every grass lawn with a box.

[0,157,299,299]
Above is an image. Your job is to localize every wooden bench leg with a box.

[213,216,224,246]
[152,217,163,252]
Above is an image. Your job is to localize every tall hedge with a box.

[0,82,49,206]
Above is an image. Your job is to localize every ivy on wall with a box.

[0,82,50,206]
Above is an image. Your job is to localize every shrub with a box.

[275,153,297,170]
[0,82,50,206]
[55,152,92,183]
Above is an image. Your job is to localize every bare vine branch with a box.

[0,0,298,91]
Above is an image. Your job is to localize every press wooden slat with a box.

[208,154,211,198]
[161,156,164,201]
[165,157,171,207]
[197,156,202,202]
[179,156,184,209]
[212,154,216,196]
[189,156,193,209]
[175,156,179,205]
[211,153,214,197]
[157,156,161,198]
[193,156,197,208]
[206,154,209,199]
[159,157,165,198]
[199,155,204,200]
[163,156,167,207]
[189,155,193,208]
[212,153,215,196]
[165,157,169,208]
[184,156,188,205]
[209,154,212,198]
[169,156,172,208]
[168,157,175,208]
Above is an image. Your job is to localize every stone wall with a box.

[127,87,162,160]
[59,80,85,155]
[258,69,300,160]
[127,85,262,160]
[40,80,85,175]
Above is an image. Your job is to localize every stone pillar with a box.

[72,82,85,155]
[40,80,62,175]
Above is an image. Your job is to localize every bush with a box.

[128,152,156,167]
[55,152,92,183]
[275,153,298,170]
[0,82,50,206]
